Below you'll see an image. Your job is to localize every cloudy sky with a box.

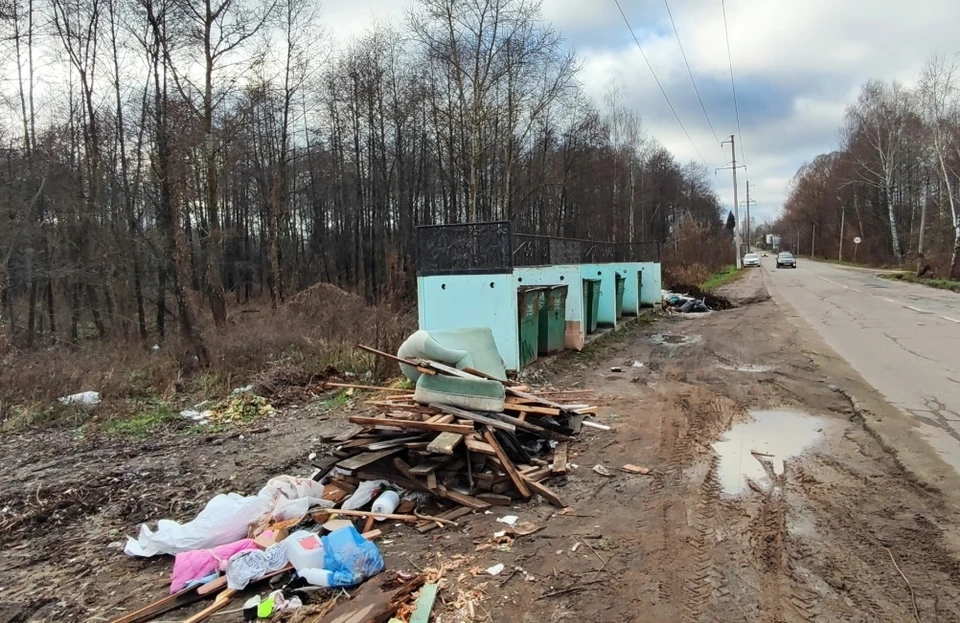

[320,0,960,223]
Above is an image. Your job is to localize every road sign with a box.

[853,236,862,244]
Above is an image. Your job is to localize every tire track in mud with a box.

[683,455,722,623]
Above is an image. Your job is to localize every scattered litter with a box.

[571,542,581,553]
[582,421,611,431]
[496,515,519,526]
[486,563,505,576]
[58,391,101,407]
[621,464,650,475]
[610,366,624,373]
[631,361,644,368]
[232,384,255,395]
[506,522,542,537]
[180,408,213,422]
[593,465,614,477]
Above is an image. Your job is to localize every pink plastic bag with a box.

[170,538,259,593]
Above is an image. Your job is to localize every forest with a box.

[0,0,727,365]
[775,53,960,278]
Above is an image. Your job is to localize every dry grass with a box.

[0,282,414,428]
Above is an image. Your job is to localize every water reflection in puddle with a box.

[713,409,825,495]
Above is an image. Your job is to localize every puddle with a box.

[713,409,825,495]
[717,363,775,373]
[650,333,702,347]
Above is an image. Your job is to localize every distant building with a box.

[765,234,781,249]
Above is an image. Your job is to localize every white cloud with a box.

[319,0,960,219]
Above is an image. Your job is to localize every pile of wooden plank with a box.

[315,345,598,518]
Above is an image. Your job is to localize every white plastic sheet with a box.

[124,493,270,557]
[125,476,335,557]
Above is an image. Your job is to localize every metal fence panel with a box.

[416,222,514,275]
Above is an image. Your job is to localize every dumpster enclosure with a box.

[416,223,661,371]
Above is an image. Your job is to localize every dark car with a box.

[776,252,797,269]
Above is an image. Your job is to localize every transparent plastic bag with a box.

[320,526,384,587]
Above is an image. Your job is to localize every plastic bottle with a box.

[286,530,325,571]
[300,567,335,587]
[371,490,400,520]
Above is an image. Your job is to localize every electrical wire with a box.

[663,0,723,152]
[613,0,712,170]
[721,0,746,164]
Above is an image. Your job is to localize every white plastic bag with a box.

[341,480,390,511]
[124,493,271,557]
[258,476,332,521]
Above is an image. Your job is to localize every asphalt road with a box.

[762,256,960,474]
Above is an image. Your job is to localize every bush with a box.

[0,282,415,426]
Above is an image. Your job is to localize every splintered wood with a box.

[320,347,598,513]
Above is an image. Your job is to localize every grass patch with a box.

[1,402,89,431]
[700,265,742,291]
[323,389,351,409]
[104,400,178,438]
[879,273,960,292]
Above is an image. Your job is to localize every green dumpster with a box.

[517,287,544,367]
[538,285,568,355]
[582,278,601,334]
[615,273,626,319]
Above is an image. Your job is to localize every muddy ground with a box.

[3,269,960,622]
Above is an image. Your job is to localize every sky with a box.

[319,0,960,223]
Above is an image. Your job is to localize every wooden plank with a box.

[464,436,497,456]
[335,448,404,473]
[409,459,445,475]
[317,572,425,623]
[552,442,569,474]
[392,458,431,493]
[357,344,436,375]
[506,386,569,410]
[482,426,531,498]
[426,472,438,490]
[435,484,491,510]
[416,506,474,533]
[348,416,473,435]
[504,403,562,416]
[521,474,566,508]
[426,432,463,455]
[324,382,413,393]
[475,493,512,506]
[494,411,572,441]
[365,435,426,451]
[107,588,207,623]
[410,584,439,623]
[432,404,516,433]
[424,414,455,424]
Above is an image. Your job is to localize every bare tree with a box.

[844,80,916,262]
[918,53,960,277]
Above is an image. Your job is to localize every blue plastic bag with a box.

[320,526,385,587]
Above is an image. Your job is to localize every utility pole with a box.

[718,135,745,268]
[740,183,757,253]
[811,223,817,258]
[838,197,845,262]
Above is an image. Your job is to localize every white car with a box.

[743,253,761,267]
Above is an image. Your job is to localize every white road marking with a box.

[941,315,960,324]
[905,305,928,314]
[818,276,849,289]
[851,288,863,293]
[883,298,895,303]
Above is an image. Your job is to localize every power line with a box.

[663,0,723,152]
[613,0,711,170]
[720,0,746,165]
